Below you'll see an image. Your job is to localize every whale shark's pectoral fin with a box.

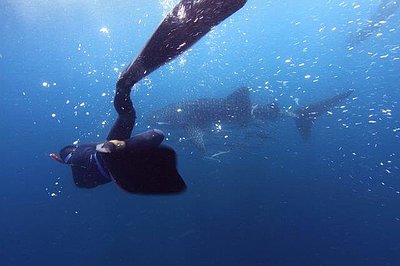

[184,125,206,153]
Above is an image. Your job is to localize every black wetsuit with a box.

[69,83,170,191]
[69,143,111,188]
[68,82,137,188]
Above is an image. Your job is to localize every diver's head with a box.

[59,145,77,164]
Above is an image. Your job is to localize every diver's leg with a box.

[107,0,247,141]
[117,0,247,89]
[106,84,136,141]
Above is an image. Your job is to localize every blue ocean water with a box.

[1,0,399,265]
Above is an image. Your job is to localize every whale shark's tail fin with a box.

[118,0,248,89]
[294,90,353,141]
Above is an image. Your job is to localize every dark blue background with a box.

[1,0,399,265]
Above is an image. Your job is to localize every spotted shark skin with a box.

[147,88,353,150]
[147,88,255,151]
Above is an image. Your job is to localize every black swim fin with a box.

[294,90,353,141]
[103,145,186,194]
[118,0,248,88]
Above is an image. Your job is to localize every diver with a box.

[50,0,248,194]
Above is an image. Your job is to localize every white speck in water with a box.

[99,27,109,34]
[177,42,187,50]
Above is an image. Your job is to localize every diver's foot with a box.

[96,140,126,153]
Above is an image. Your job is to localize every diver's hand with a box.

[96,140,126,153]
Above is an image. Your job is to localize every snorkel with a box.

[50,152,72,164]
[50,145,76,164]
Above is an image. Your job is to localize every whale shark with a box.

[349,0,399,46]
[147,88,254,150]
[147,88,353,151]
